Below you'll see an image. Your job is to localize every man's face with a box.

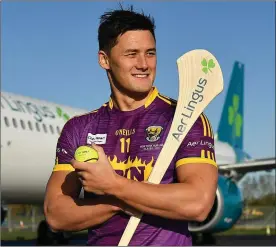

[104,30,157,94]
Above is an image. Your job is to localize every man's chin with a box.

[132,80,153,92]
[133,86,153,94]
[128,85,153,100]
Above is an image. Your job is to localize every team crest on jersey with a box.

[145,126,163,142]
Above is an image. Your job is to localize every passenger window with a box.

[42,123,47,133]
[49,125,54,134]
[20,120,26,130]
[4,117,9,127]
[36,122,40,132]
[28,121,33,131]
[12,118,17,128]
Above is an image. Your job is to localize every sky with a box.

[2,1,275,160]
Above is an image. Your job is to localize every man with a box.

[44,5,218,246]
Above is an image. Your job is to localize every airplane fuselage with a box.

[1,92,86,204]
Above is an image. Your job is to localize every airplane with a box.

[1,61,275,245]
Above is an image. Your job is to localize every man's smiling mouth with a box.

[132,74,149,78]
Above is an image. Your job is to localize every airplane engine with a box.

[188,175,243,233]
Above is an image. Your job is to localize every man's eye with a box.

[126,53,136,56]
[147,52,156,56]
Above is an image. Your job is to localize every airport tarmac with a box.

[1,235,276,246]
[208,235,276,246]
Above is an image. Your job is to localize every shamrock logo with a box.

[201,58,215,74]
[56,107,70,122]
[228,94,242,137]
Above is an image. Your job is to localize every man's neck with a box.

[110,87,154,111]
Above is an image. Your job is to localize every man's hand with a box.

[71,144,120,195]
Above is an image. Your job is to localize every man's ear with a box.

[98,50,110,70]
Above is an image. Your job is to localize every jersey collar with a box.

[108,87,159,110]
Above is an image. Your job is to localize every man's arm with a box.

[44,170,122,232]
[72,114,218,221]
[44,116,125,232]
[108,162,218,221]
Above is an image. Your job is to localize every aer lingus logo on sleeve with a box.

[56,107,70,121]
[201,58,215,74]
[228,94,242,137]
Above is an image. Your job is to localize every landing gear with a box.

[1,207,7,224]
[36,220,70,246]
[192,233,216,246]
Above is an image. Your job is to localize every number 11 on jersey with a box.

[120,138,131,153]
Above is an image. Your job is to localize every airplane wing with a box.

[218,157,276,175]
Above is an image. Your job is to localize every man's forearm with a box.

[108,177,207,221]
[45,195,119,232]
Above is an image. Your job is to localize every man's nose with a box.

[136,55,148,70]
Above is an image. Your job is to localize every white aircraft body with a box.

[1,92,85,204]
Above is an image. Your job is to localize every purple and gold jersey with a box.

[53,87,216,246]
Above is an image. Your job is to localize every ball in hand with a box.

[74,146,99,163]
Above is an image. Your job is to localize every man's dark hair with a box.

[98,5,156,53]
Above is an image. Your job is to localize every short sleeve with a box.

[53,118,79,172]
[175,113,217,168]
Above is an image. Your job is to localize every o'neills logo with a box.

[172,78,207,141]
